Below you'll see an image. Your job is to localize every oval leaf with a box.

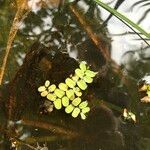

[75,69,84,78]
[38,86,46,92]
[62,96,69,107]
[59,83,68,91]
[66,89,75,100]
[83,75,93,83]
[41,91,48,97]
[80,112,86,120]
[48,84,56,92]
[45,80,50,87]
[79,101,88,109]
[47,93,56,101]
[54,99,62,110]
[72,97,81,106]
[65,104,74,114]
[65,78,76,88]
[82,107,90,113]
[54,89,65,98]
[72,75,79,82]
[79,62,87,72]
[72,108,80,118]
[77,79,87,90]
[85,70,97,77]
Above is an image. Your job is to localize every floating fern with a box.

[38,61,97,120]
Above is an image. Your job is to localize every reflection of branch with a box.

[22,118,79,138]
[25,135,71,143]
[69,4,129,87]
[0,2,30,85]
[69,4,110,61]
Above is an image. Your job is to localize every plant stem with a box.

[0,2,30,85]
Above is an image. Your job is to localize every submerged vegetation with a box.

[0,0,150,149]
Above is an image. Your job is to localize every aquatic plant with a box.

[38,61,97,120]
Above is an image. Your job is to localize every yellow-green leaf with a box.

[72,97,81,106]
[65,78,76,88]
[79,62,87,72]
[54,99,62,110]
[45,80,50,87]
[80,112,86,120]
[65,104,74,114]
[48,84,56,92]
[83,76,93,83]
[75,69,84,78]
[77,79,87,90]
[82,107,90,113]
[58,83,68,91]
[79,101,88,109]
[47,93,57,101]
[85,70,97,77]
[72,108,80,118]
[54,89,65,98]
[72,75,79,82]
[62,96,69,107]
[38,86,46,92]
[41,91,48,97]
[66,89,75,100]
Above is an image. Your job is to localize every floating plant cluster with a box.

[38,61,97,120]
[139,75,150,103]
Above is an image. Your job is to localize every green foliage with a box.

[38,61,97,120]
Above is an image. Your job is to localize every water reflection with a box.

[0,0,150,150]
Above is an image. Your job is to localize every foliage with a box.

[38,61,97,119]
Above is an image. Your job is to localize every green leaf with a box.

[80,112,86,120]
[48,84,56,92]
[65,78,76,88]
[38,86,46,92]
[79,101,88,109]
[72,108,80,118]
[62,96,69,107]
[47,93,57,101]
[72,97,81,106]
[45,80,50,87]
[54,99,62,110]
[77,79,87,90]
[85,70,97,78]
[94,0,150,39]
[65,104,74,114]
[72,75,79,82]
[75,69,85,78]
[79,61,87,72]
[83,75,93,83]
[58,83,68,91]
[66,89,75,100]
[82,107,90,113]
[41,91,48,97]
[54,89,65,98]
[73,87,82,96]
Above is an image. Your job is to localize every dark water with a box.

[0,0,150,150]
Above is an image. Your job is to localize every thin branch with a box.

[21,118,79,138]
[0,2,30,85]
[69,4,111,61]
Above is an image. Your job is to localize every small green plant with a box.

[38,61,97,120]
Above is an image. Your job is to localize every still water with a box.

[0,0,150,150]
